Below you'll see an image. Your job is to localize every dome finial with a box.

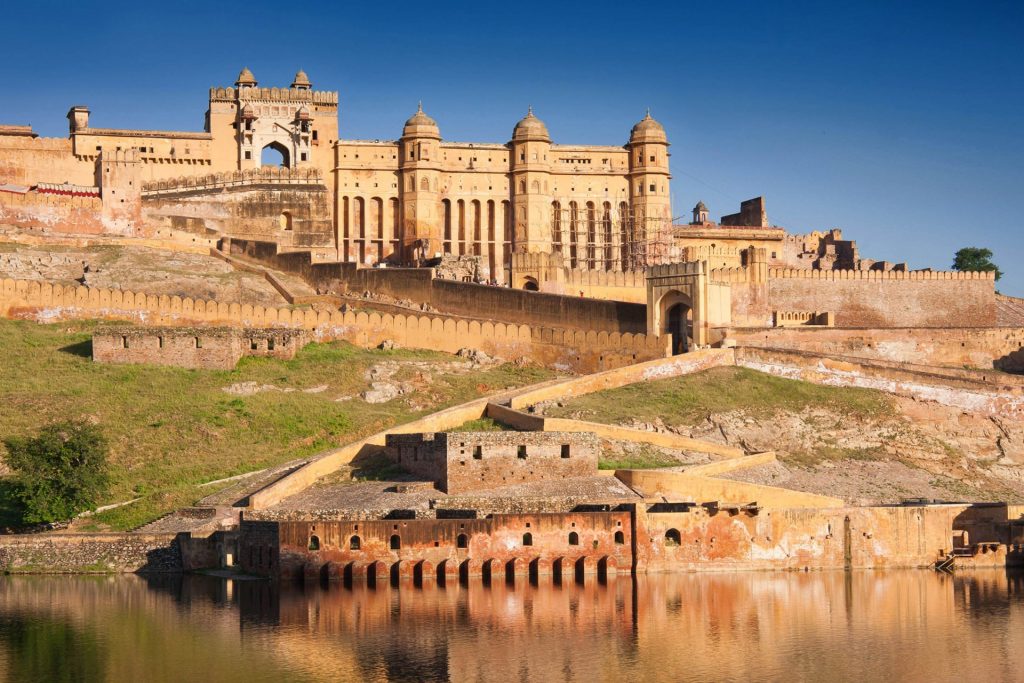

[645,107,651,118]
[528,105,533,116]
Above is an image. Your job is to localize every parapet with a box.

[141,166,324,195]
[209,86,338,106]
[767,267,996,281]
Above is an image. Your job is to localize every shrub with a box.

[3,421,110,523]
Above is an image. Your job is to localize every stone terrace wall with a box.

[735,346,1024,419]
[0,533,182,573]
[0,189,105,235]
[726,325,1024,370]
[765,267,997,327]
[0,278,666,373]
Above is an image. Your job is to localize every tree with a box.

[3,421,110,523]
[952,247,1002,281]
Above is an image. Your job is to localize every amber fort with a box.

[0,68,1022,580]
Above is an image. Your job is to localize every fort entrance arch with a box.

[261,141,290,168]
[647,262,717,351]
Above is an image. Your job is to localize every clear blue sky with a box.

[3,0,1021,295]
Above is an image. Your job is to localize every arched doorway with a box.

[667,303,692,354]
[522,277,539,291]
[261,141,290,168]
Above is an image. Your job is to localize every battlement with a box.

[142,166,324,195]
[767,267,995,282]
[76,127,212,141]
[647,261,705,278]
[36,182,100,197]
[209,86,338,106]
[0,125,36,138]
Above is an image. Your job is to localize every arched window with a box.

[523,532,533,547]
[350,535,361,550]
[421,177,430,191]
[390,534,401,550]
[568,532,579,546]
[308,535,320,551]
[280,210,293,231]
[456,533,468,549]
[260,141,289,168]
[614,531,624,545]
[665,529,681,547]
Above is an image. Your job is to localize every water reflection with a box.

[0,570,1021,682]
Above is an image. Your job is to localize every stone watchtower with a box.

[627,111,672,254]
[206,68,338,174]
[399,104,443,260]
[509,108,554,253]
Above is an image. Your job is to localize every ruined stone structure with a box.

[385,431,598,493]
[92,326,307,369]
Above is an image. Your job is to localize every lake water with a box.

[0,570,1021,683]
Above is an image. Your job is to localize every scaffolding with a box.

[550,204,674,271]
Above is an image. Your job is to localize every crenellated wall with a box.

[0,278,667,373]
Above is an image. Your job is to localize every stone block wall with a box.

[764,268,997,327]
[241,511,632,581]
[91,326,307,370]
[386,431,599,493]
[0,533,182,573]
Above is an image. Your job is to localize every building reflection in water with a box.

[0,570,1021,682]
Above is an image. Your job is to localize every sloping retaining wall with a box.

[736,346,1024,419]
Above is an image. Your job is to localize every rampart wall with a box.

[764,267,997,327]
[0,135,94,186]
[0,189,105,235]
[0,278,666,374]
[232,244,649,334]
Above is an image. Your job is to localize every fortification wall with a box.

[241,246,649,335]
[0,278,665,374]
[144,184,333,248]
[0,189,105,235]
[765,268,997,327]
[726,325,1024,370]
[0,135,95,186]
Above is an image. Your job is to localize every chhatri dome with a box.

[235,67,257,88]
[291,69,311,89]
[402,102,440,138]
[512,106,550,142]
[629,109,667,144]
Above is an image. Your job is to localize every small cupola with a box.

[291,69,311,90]
[235,67,257,88]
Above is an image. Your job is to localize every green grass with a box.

[598,448,682,470]
[546,366,895,426]
[0,319,554,530]
[782,445,887,469]
[450,417,515,432]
